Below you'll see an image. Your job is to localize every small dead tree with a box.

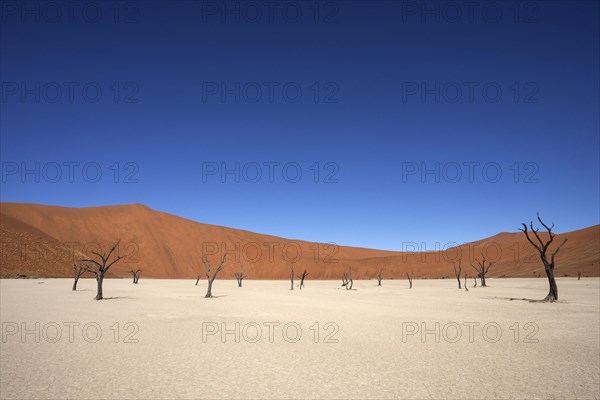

[578,271,581,280]
[129,269,141,284]
[464,272,469,292]
[520,213,568,302]
[297,269,308,290]
[72,263,89,291]
[234,272,246,287]
[81,240,124,300]
[342,266,353,290]
[289,264,295,290]
[377,269,383,286]
[471,257,493,287]
[453,260,462,289]
[406,271,413,289]
[202,254,227,298]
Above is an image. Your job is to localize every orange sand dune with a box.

[1,202,598,279]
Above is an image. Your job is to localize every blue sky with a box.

[1,0,598,250]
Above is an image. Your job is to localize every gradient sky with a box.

[1,0,599,250]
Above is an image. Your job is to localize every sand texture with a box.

[1,278,598,399]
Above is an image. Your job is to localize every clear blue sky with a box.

[1,1,598,250]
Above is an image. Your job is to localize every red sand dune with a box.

[1,202,598,279]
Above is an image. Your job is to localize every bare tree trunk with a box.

[377,269,383,286]
[464,272,468,292]
[453,261,462,289]
[72,263,88,291]
[195,275,200,286]
[473,277,477,288]
[544,266,558,301]
[234,272,246,287]
[406,272,413,289]
[205,278,214,298]
[578,271,581,280]
[95,276,104,300]
[471,257,492,287]
[130,270,139,284]
[290,265,294,290]
[202,254,227,298]
[297,270,308,290]
[342,267,353,290]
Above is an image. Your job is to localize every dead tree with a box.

[289,264,295,290]
[297,269,308,290]
[234,272,246,287]
[464,272,469,292]
[129,269,141,284]
[81,240,124,300]
[377,269,383,286]
[202,253,227,298]
[520,213,568,302]
[471,257,493,287]
[342,266,353,290]
[453,260,462,289]
[578,271,581,280]
[406,271,413,289]
[72,263,89,291]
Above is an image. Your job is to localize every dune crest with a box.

[1,202,598,279]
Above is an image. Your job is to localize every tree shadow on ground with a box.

[486,296,566,304]
[100,296,134,300]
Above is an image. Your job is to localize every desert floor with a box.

[1,278,599,399]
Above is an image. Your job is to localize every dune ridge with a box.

[1,202,598,279]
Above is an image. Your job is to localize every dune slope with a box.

[1,202,598,279]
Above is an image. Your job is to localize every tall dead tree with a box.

[453,259,462,289]
[406,271,413,289]
[234,272,246,287]
[202,254,227,298]
[377,269,383,286]
[464,272,469,292]
[289,264,295,290]
[520,213,568,302]
[72,263,89,291]
[129,269,141,284]
[81,240,124,300]
[297,269,308,290]
[471,257,493,287]
[342,266,353,290]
